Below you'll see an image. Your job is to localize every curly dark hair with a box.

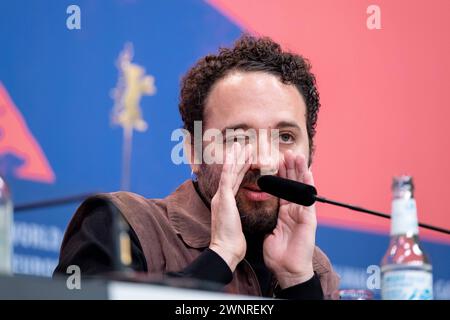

[179,34,321,161]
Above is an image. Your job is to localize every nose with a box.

[249,130,279,175]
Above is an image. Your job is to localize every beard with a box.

[196,163,279,235]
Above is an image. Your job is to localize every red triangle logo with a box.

[0,82,55,183]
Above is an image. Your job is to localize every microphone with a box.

[257,175,450,235]
[257,175,317,206]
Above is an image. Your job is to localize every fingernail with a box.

[260,167,278,176]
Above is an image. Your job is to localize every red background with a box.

[208,0,450,243]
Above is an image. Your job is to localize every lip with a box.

[242,184,272,201]
[244,184,261,192]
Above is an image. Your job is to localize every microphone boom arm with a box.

[315,195,450,235]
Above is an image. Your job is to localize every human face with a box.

[196,70,310,234]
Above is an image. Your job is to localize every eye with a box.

[279,133,294,143]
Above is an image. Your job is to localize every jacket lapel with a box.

[166,180,211,249]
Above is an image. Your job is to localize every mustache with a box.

[240,170,261,187]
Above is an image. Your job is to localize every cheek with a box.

[207,164,224,186]
[197,164,224,199]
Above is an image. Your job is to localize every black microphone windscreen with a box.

[257,175,317,206]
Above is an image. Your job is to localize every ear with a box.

[183,135,201,174]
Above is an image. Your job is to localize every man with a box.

[54,35,340,299]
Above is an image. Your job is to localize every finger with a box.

[285,150,297,180]
[219,142,236,190]
[228,142,248,194]
[233,145,253,193]
[294,153,308,183]
[235,142,246,167]
[276,154,290,205]
[278,153,287,179]
[232,142,243,175]
[304,167,315,186]
[231,142,243,178]
[232,141,241,167]
[235,143,252,177]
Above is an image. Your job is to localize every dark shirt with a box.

[54,199,323,299]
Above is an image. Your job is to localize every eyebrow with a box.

[220,123,251,136]
[274,121,302,131]
[220,121,302,135]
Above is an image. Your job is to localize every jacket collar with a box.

[166,179,212,249]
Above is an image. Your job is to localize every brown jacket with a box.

[62,179,340,298]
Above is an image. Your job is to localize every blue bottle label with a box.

[382,270,433,300]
